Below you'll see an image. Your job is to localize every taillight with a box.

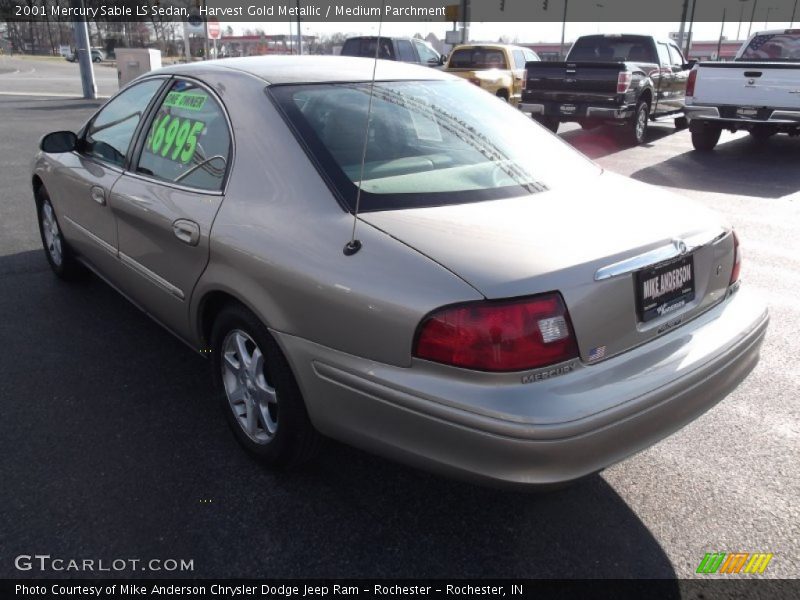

[616,71,632,94]
[730,231,741,285]
[413,293,579,372]
[522,68,528,91]
[686,69,698,97]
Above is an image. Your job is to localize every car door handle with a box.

[90,186,106,206]
[172,219,200,246]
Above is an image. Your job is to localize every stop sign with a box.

[207,19,221,40]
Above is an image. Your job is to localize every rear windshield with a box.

[738,33,800,61]
[568,36,656,63]
[269,80,599,212]
[448,47,508,69]
[341,38,395,60]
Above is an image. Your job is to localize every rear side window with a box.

[449,47,507,69]
[136,80,231,191]
[84,79,162,167]
[568,36,657,63]
[513,50,526,69]
[739,33,800,61]
[396,40,416,62]
[341,38,395,60]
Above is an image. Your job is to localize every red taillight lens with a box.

[686,69,698,97]
[522,68,528,91]
[414,293,579,372]
[730,231,741,285]
[616,71,632,94]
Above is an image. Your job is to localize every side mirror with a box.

[40,131,77,153]
[683,60,697,70]
[439,54,446,66]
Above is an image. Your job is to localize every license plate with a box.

[736,107,758,117]
[635,254,695,322]
[560,104,577,114]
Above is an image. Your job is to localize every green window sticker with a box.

[163,91,208,112]
[147,113,205,164]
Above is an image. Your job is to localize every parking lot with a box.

[0,57,798,580]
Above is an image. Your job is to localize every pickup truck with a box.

[685,29,800,151]
[341,36,444,67]
[520,34,694,144]
[444,44,540,106]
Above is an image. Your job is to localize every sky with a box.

[226,19,800,43]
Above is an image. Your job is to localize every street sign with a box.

[207,19,221,40]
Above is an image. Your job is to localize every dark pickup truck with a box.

[521,34,695,144]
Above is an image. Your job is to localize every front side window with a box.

[270,80,599,212]
[668,44,685,68]
[396,40,416,62]
[137,80,231,191]
[84,79,163,167]
[657,43,671,67]
[414,40,440,64]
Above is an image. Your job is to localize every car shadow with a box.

[630,133,800,199]
[0,250,678,583]
[560,122,679,160]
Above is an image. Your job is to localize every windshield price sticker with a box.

[147,114,205,164]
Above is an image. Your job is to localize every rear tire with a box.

[534,115,559,133]
[578,119,599,130]
[35,185,85,281]
[496,89,509,102]
[621,100,649,145]
[211,303,322,468]
[674,116,689,130]
[749,127,776,143]
[690,122,722,152]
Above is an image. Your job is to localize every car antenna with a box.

[343,11,384,256]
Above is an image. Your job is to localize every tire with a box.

[690,122,722,152]
[621,100,649,145]
[578,120,598,130]
[35,185,85,281]
[749,127,776,143]
[496,89,509,102]
[211,303,322,468]
[534,115,559,133]
[674,116,689,130]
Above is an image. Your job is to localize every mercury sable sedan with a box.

[32,56,768,487]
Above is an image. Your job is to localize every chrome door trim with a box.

[594,227,727,281]
[62,215,117,257]
[119,251,185,300]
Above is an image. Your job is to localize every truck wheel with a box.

[690,122,722,152]
[495,89,509,102]
[749,127,776,143]
[674,116,689,130]
[534,115,559,133]
[579,120,599,130]
[622,101,649,145]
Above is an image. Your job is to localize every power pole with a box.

[461,0,470,44]
[684,0,697,58]
[677,0,689,50]
[560,0,568,59]
[296,0,303,55]
[70,0,96,99]
[748,0,759,38]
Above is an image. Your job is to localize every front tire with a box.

[36,185,85,281]
[690,122,722,151]
[211,303,322,468]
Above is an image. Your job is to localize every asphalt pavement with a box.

[0,60,798,580]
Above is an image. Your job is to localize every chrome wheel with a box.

[41,201,63,266]
[221,329,278,444]
[635,105,648,142]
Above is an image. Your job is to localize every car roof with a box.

[152,55,455,85]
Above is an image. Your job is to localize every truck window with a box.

[396,40,416,62]
[341,38,394,60]
[513,50,526,69]
[449,47,507,69]
[667,44,685,68]
[738,33,800,61]
[657,43,671,67]
[568,36,656,63]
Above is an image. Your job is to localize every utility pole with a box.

[560,0,568,59]
[748,0,759,38]
[717,7,726,60]
[677,0,689,51]
[69,0,96,99]
[461,0,469,44]
[684,0,697,58]
[792,0,798,27]
[296,0,303,55]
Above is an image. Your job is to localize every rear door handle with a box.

[172,219,200,246]
[90,186,106,206]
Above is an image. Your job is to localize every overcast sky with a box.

[228,19,799,43]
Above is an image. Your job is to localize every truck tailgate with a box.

[693,62,800,109]
[525,61,623,102]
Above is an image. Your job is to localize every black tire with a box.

[749,127,776,143]
[534,115,559,133]
[211,303,322,468]
[690,122,722,152]
[495,89,509,102]
[35,185,86,281]
[621,100,649,145]
[674,116,689,130]
[92,56,100,63]
[578,120,598,130]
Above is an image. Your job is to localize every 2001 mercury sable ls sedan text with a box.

[31,56,768,487]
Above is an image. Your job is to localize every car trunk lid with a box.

[361,172,735,364]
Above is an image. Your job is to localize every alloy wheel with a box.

[41,201,63,266]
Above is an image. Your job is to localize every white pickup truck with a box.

[685,29,800,151]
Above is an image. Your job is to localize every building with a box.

[216,34,317,58]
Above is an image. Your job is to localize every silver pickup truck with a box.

[685,29,800,151]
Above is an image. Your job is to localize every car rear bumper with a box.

[276,288,767,488]
[520,101,634,121]
[685,104,800,126]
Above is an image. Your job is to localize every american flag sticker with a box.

[588,346,607,362]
